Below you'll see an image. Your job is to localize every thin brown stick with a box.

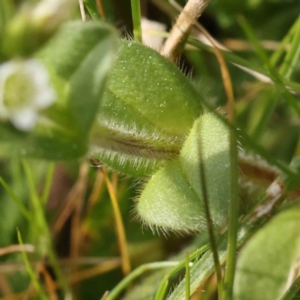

[222,39,285,52]
[0,274,13,298]
[38,263,58,300]
[195,22,235,120]
[52,163,89,235]
[0,244,35,256]
[70,164,89,259]
[78,0,86,21]
[0,257,120,273]
[112,171,118,195]
[102,167,131,276]
[1,259,120,300]
[100,291,109,300]
[69,163,89,298]
[160,0,211,59]
[204,34,233,116]
[96,0,106,19]
[68,260,120,283]
[85,168,104,216]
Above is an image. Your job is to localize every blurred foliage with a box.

[0,0,300,300]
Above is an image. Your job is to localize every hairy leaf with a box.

[136,113,230,233]
[90,40,202,176]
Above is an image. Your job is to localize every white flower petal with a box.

[11,109,38,131]
[0,59,56,131]
[141,18,166,50]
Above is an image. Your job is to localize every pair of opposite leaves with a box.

[35,22,300,300]
[36,21,230,233]
[88,32,231,234]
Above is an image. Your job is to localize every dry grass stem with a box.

[1,259,120,300]
[96,0,106,19]
[0,244,35,256]
[85,168,104,216]
[78,0,86,21]
[160,0,211,59]
[38,263,58,300]
[102,167,131,276]
[53,162,89,236]
[0,274,13,298]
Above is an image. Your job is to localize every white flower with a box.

[141,18,166,50]
[0,59,56,131]
[32,0,75,32]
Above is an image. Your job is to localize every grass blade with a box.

[0,177,31,222]
[41,163,55,205]
[270,17,300,67]
[17,228,48,300]
[279,16,300,79]
[185,252,190,300]
[238,16,300,118]
[199,145,223,299]
[22,159,70,296]
[130,0,142,43]
[105,262,179,300]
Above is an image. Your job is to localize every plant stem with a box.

[270,17,300,67]
[238,16,300,119]
[185,251,190,300]
[154,244,209,299]
[0,177,31,222]
[222,130,239,300]
[160,0,211,59]
[78,0,86,21]
[17,228,48,300]
[105,262,179,300]
[199,146,223,299]
[130,0,142,43]
[154,279,169,300]
[41,163,55,205]
[279,16,300,79]
[280,275,300,300]
[102,167,131,276]
[22,160,70,296]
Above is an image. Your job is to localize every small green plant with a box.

[1,0,300,299]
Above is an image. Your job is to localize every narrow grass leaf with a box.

[185,252,190,300]
[279,16,300,79]
[270,17,300,67]
[17,228,48,300]
[41,163,55,205]
[105,262,179,300]
[131,0,142,43]
[238,16,300,118]
[154,280,169,300]
[0,177,31,222]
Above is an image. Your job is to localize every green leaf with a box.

[136,113,230,232]
[90,40,202,176]
[0,124,86,160]
[83,0,102,20]
[234,207,300,300]
[39,21,118,136]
